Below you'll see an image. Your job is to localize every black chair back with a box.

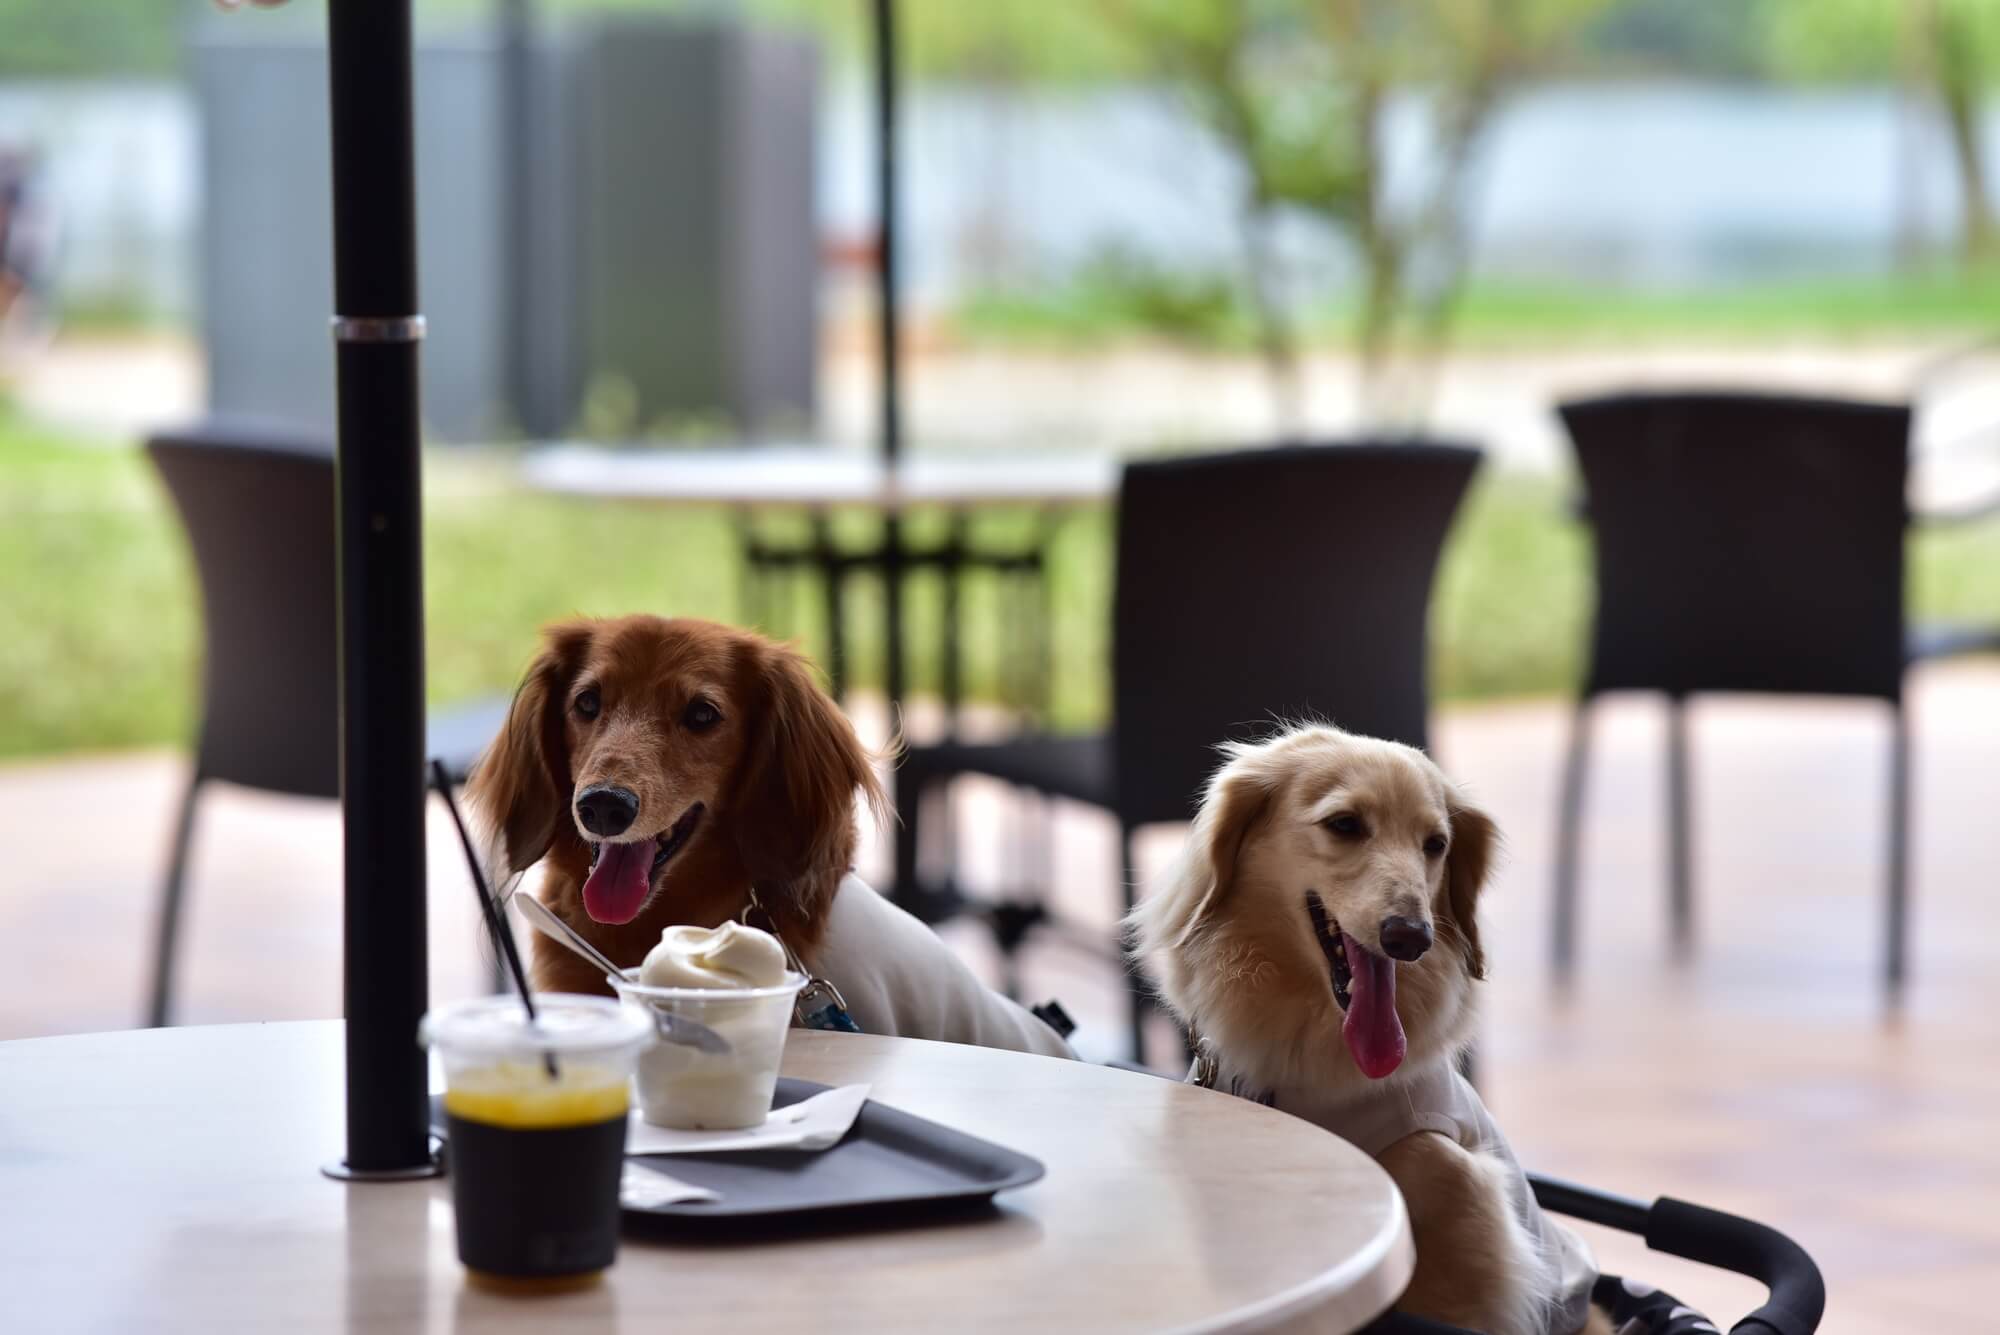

[147,421,341,799]
[1110,442,1482,828]
[1560,393,1910,702]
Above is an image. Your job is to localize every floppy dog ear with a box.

[732,643,882,913]
[1131,755,1274,959]
[467,622,590,876]
[1440,790,1496,980]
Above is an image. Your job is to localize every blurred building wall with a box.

[560,18,820,442]
[8,78,1997,358]
[193,19,818,442]
[196,36,503,439]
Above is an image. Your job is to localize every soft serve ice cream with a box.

[620,921,803,1129]
[639,922,789,990]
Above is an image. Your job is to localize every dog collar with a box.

[742,886,862,1034]
[1186,1033,1220,1090]
[1183,1031,1275,1107]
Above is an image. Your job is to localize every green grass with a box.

[952,267,2000,352]
[1448,270,2000,346]
[2,411,1996,760]
[954,249,1258,352]
[0,413,199,756]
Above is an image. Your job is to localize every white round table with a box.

[516,443,1116,721]
[0,1022,1412,1333]
[519,445,1118,510]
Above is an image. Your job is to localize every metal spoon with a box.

[512,894,731,1055]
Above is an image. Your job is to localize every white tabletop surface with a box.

[0,1021,1413,1334]
[521,444,1120,509]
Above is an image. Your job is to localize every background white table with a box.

[520,444,1118,510]
[0,1022,1413,1334]
[519,442,1113,811]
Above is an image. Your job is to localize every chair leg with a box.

[892,764,922,912]
[996,789,1026,1001]
[147,773,204,1029]
[943,511,965,731]
[812,512,847,698]
[985,790,1054,1004]
[1551,701,1591,979]
[735,509,764,633]
[1120,824,1147,1065]
[1031,525,1053,724]
[1886,702,1911,994]
[1666,695,1693,957]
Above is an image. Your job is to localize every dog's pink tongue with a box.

[1340,931,1406,1078]
[581,840,656,925]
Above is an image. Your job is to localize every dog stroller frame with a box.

[1363,1173,1826,1334]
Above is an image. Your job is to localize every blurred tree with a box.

[1925,1,2000,259]
[1570,0,1775,79]
[1770,0,2000,263]
[1114,0,1611,429]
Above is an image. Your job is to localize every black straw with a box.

[430,759,557,1079]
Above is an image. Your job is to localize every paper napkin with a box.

[625,1083,871,1156]
[620,1163,720,1207]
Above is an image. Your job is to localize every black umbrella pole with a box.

[873,0,907,715]
[322,0,437,1181]
[872,0,900,473]
[871,0,912,905]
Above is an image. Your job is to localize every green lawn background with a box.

[2,409,1996,761]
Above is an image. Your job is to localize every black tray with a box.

[431,1078,1044,1230]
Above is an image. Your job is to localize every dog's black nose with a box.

[575,785,639,837]
[1378,915,1433,962]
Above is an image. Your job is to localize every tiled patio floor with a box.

[3,663,1996,1331]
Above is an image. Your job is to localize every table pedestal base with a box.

[321,1145,444,1182]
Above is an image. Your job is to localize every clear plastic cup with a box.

[609,970,806,1130]
[420,994,653,1288]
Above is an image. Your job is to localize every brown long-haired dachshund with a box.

[469,615,1073,1058]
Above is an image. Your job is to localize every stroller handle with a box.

[1529,1175,1826,1335]
[1645,1196,1825,1335]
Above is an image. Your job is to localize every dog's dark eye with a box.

[573,687,600,721]
[1324,813,1365,838]
[683,698,721,731]
[1423,834,1448,858]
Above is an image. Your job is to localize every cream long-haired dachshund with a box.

[1130,726,1608,1335]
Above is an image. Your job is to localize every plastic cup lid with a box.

[419,993,653,1058]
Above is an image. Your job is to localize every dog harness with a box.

[740,876,1074,1058]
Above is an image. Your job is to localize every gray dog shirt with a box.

[1194,1054,1599,1335]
